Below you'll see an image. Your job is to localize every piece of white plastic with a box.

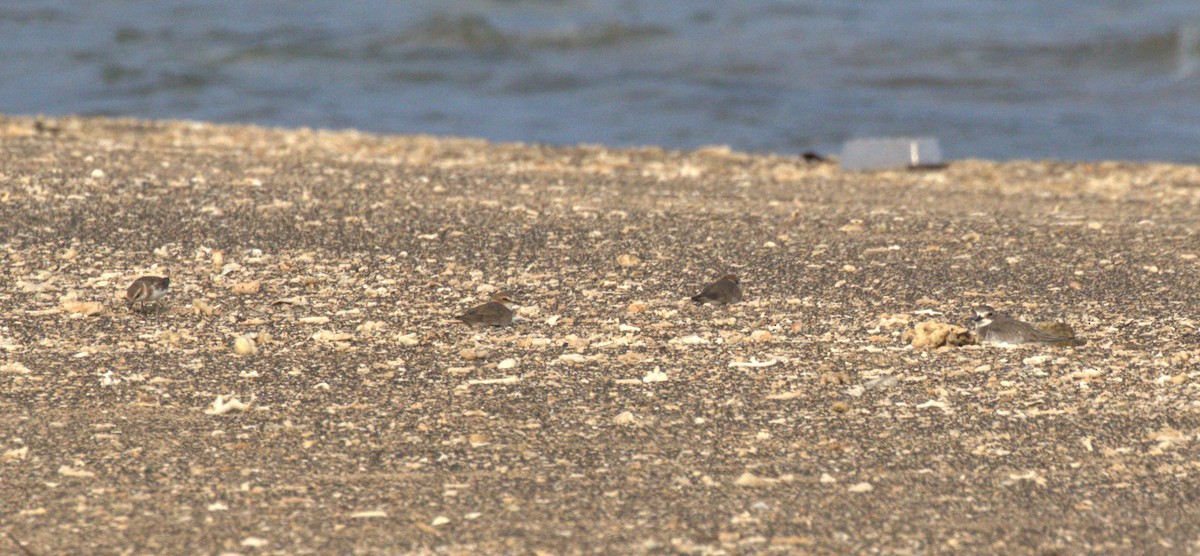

[840,137,943,171]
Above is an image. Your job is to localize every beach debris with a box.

[613,411,639,425]
[734,472,776,488]
[864,375,899,389]
[876,313,913,329]
[351,510,389,519]
[841,137,943,171]
[729,357,778,368]
[61,300,104,316]
[3,447,30,462]
[848,482,874,493]
[617,352,646,365]
[767,390,804,400]
[555,353,604,366]
[1005,471,1047,487]
[1023,355,1051,366]
[1,361,31,374]
[58,465,95,478]
[205,394,252,415]
[460,348,488,361]
[311,330,353,343]
[903,320,974,349]
[231,280,261,294]
[271,296,307,306]
[642,367,668,383]
[193,299,218,316]
[233,335,258,356]
[917,399,950,411]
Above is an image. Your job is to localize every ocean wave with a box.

[0,7,72,24]
[386,13,669,54]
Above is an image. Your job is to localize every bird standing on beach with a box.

[126,276,170,310]
[455,291,518,327]
[967,305,1081,346]
[691,274,742,305]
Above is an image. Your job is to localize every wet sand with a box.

[2,115,1199,554]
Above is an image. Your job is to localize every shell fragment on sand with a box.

[2,361,32,374]
[642,368,669,383]
[350,510,389,519]
[58,465,96,478]
[233,335,258,355]
[311,330,354,343]
[729,357,778,368]
[848,482,874,493]
[205,394,253,415]
[734,472,776,487]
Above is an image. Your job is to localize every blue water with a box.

[2,1,1199,162]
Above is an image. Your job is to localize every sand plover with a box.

[126,276,170,310]
[455,291,517,327]
[967,305,1081,346]
[691,274,742,305]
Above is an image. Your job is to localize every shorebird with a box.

[126,276,170,310]
[801,150,827,163]
[691,274,742,305]
[455,291,518,328]
[967,305,1081,346]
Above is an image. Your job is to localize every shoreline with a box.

[2,114,1199,553]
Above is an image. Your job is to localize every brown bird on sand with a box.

[691,274,742,305]
[126,276,170,310]
[455,291,518,327]
[967,305,1082,346]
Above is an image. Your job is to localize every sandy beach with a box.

[2,114,1199,554]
